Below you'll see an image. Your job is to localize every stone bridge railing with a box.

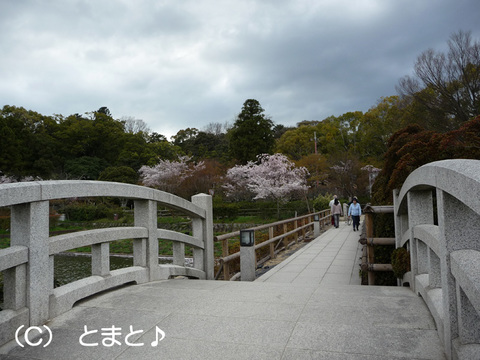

[0,181,213,347]
[394,160,480,360]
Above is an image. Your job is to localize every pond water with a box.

[53,254,179,286]
[54,254,134,286]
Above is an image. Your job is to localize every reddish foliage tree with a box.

[372,116,480,204]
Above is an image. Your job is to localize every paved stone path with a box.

[1,220,445,359]
[256,220,362,285]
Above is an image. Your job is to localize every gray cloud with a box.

[0,0,479,138]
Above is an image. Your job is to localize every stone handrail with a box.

[393,159,480,360]
[0,180,213,347]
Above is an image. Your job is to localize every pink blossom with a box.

[223,153,309,202]
[139,156,205,193]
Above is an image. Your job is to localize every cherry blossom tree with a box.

[139,156,205,195]
[222,162,255,201]
[223,153,309,215]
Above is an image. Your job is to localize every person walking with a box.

[348,197,361,231]
[332,198,343,228]
[329,195,337,226]
[329,195,337,209]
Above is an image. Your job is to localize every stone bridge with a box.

[0,159,479,359]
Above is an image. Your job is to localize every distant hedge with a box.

[62,202,124,222]
[212,200,314,220]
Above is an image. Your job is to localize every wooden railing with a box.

[214,209,331,280]
[360,205,395,285]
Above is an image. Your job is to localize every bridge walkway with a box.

[2,221,445,359]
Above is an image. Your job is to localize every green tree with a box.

[190,131,229,161]
[116,132,153,171]
[295,153,329,194]
[275,124,317,160]
[148,132,168,143]
[88,110,125,164]
[55,114,94,160]
[275,114,363,160]
[357,96,404,164]
[56,111,125,175]
[146,133,183,164]
[97,106,112,117]
[171,128,229,161]
[272,124,291,139]
[98,166,139,184]
[228,99,275,163]
[0,105,61,179]
[171,128,199,147]
[328,111,364,152]
[0,122,22,176]
[64,156,109,180]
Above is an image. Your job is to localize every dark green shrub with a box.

[0,216,9,231]
[312,193,333,212]
[372,213,397,286]
[213,200,314,221]
[63,202,123,221]
[391,247,411,279]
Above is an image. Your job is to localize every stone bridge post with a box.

[192,194,214,280]
[134,199,159,281]
[10,201,50,326]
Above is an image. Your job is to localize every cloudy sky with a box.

[1,1,479,138]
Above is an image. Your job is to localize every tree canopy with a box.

[228,99,275,163]
[0,105,177,180]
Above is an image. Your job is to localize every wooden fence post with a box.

[269,226,275,259]
[294,219,299,243]
[365,212,375,285]
[222,239,230,280]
